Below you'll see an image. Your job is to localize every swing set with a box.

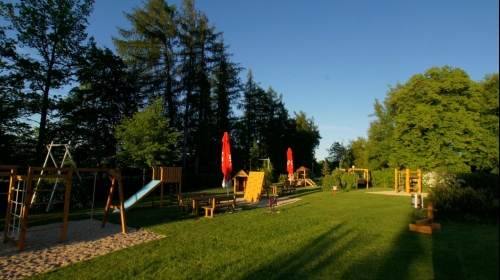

[1,165,127,251]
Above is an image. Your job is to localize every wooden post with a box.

[418,169,422,193]
[101,174,116,229]
[61,169,73,243]
[394,169,398,193]
[405,169,410,193]
[18,167,34,251]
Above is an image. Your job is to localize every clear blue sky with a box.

[87,0,499,161]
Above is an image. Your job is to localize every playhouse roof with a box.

[296,166,309,171]
[233,169,248,178]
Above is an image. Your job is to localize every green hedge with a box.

[321,169,358,192]
[457,172,499,199]
[370,169,395,189]
[428,186,497,222]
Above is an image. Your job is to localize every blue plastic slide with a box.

[113,180,162,213]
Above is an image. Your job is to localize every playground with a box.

[0,186,498,279]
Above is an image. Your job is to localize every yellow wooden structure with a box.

[394,169,422,193]
[152,167,182,205]
[347,167,370,188]
[409,202,441,234]
[243,171,266,202]
[2,166,126,251]
[232,170,248,194]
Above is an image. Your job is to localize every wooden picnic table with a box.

[189,195,223,215]
[271,183,295,196]
[270,184,285,196]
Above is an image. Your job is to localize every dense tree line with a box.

[327,66,499,175]
[0,0,321,179]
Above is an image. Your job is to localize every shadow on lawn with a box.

[240,223,353,279]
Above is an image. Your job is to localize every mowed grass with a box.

[13,187,500,279]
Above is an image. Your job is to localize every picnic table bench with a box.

[202,195,236,218]
[178,192,206,213]
[280,185,295,195]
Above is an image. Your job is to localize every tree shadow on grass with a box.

[239,223,369,280]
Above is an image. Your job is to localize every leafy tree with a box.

[115,97,181,169]
[365,98,393,170]
[1,0,95,164]
[348,137,368,168]
[477,74,499,174]
[387,66,494,172]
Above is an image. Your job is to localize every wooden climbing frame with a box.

[395,169,422,193]
[2,166,127,251]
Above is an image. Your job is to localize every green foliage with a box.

[365,99,393,170]
[321,159,330,177]
[321,169,357,191]
[115,97,181,169]
[1,0,95,163]
[370,169,394,188]
[458,172,499,198]
[321,174,337,192]
[428,185,497,221]
[278,174,288,183]
[365,66,499,174]
[341,172,358,191]
[262,160,275,186]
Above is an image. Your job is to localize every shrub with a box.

[423,170,462,189]
[321,169,358,191]
[341,172,358,190]
[428,185,497,222]
[457,172,499,199]
[278,174,288,183]
[321,174,338,192]
[370,169,394,188]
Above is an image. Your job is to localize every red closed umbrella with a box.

[286,148,294,182]
[221,132,232,195]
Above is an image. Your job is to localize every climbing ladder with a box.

[394,169,422,193]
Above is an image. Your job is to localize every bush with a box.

[341,172,358,190]
[370,169,394,188]
[278,174,288,183]
[428,185,497,222]
[321,174,338,192]
[457,172,499,199]
[321,169,357,192]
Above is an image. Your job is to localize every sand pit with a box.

[0,219,164,279]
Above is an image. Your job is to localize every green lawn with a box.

[9,187,500,279]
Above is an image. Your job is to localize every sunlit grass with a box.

[3,187,498,279]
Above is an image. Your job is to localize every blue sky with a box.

[87,0,499,161]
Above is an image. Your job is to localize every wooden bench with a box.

[178,193,206,213]
[202,195,236,218]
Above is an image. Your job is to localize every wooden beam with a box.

[409,224,432,234]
